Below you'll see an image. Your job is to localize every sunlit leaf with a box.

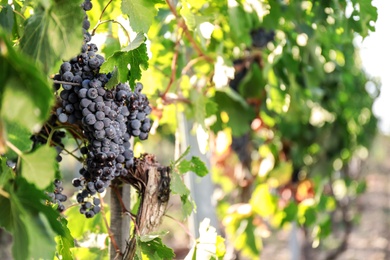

[122,0,162,33]
[100,43,149,88]
[139,237,175,259]
[177,156,208,177]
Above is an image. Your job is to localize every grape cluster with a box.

[47,179,67,212]
[52,0,152,218]
[250,28,275,48]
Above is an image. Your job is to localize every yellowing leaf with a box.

[250,184,277,217]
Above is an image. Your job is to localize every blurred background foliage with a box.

[0,0,380,259]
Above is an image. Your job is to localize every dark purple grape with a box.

[80,98,92,108]
[85,114,97,125]
[87,88,98,99]
[72,178,82,187]
[130,119,141,129]
[92,206,101,214]
[85,210,95,218]
[62,71,74,82]
[58,113,68,123]
[139,132,148,140]
[94,120,104,130]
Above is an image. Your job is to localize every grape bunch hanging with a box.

[50,0,152,218]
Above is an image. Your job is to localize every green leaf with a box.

[177,156,208,177]
[105,66,119,89]
[0,157,13,186]
[0,194,30,260]
[140,230,169,242]
[0,4,14,33]
[170,169,195,218]
[170,170,190,196]
[55,218,75,260]
[139,237,175,259]
[19,0,84,73]
[0,29,54,134]
[213,89,255,136]
[180,4,196,30]
[173,146,191,166]
[21,146,57,189]
[187,89,217,130]
[121,0,161,33]
[100,43,149,88]
[227,5,252,46]
[280,202,298,226]
[4,120,32,159]
[181,194,195,219]
[65,203,108,239]
[0,176,67,260]
[123,33,146,51]
[238,63,265,99]
[25,212,57,260]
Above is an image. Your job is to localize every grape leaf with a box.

[177,156,208,177]
[0,194,30,260]
[0,176,68,260]
[139,237,175,259]
[213,89,255,136]
[0,29,53,136]
[0,157,13,195]
[181,194,195,219]
[21,146,57,189]
[55,218,75,260]
[3,120,32,159]
[123,33,146,51]
[228,5,252,46]
[0,4,14,33]
[170,169,194,218]
[100,43,149,88]
[19,0,84,73]
[173,146,191,165]
[170,170,190,196]
[121,0,162,33]
[140,230,169,242]
[187,89,217,130]
[66,203,108,239]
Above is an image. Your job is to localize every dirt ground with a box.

[260,134,390,260]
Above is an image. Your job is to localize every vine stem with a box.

[161,32,182,98]
[99,0,114,21]
[89,0,131,44]
[165,0,213,63]
[37,133,83,162]
[91,20,131,43]
[0,187,10,198]
[165,214,196,242]
[52,80,81,86]
[181,56,205,75]
[5,140,22,157]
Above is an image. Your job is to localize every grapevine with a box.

[0,0,379,259]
